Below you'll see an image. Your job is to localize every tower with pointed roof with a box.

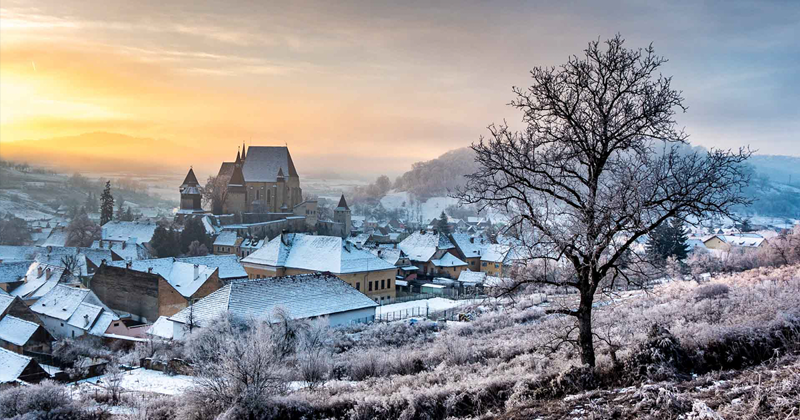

[333,194,352,237]
[179,168,203,213]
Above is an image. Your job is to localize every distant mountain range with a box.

[394,147,800,219]
[0,132,191,174]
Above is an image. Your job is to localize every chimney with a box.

[470,237,474,243]
[126,261,132,269]
[122,241,127,249]
[147,267,153,273]
[45,268,52,280]
[194,264,200,279]
[37,266,43,277]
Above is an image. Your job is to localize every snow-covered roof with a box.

[170,273,377,327]
[91,240,150,261]
[457,270,487,285]
[431,253,468,267]
[30,285,118,335]
[213,231,240,247]
[421,283,446,289]
[176,255,247,280]
[0,347,35,383]
[106,258,217,298]
[9,262,66,300]
[481,244,511,263]
[718,235,766,248]
[241,146,298,182]
[371,247,404,266]
[146,316,175,340]
[0,246,40,262]
[0,315,41,346]
[347,233,371,248]
[398,231,455,262]
[41,228,69,247]
[0,260,34,284]
[243,234,396,274]
[101,221,157,244]
[449,233,490,259]
[0,294,14,315]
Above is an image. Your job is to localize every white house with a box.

[29,285,119,339]
[166,273,379,340]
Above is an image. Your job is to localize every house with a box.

[397,230,457,277]
[480,244,519,277]
[91,259,223,323]
[40,227,69,247]
[0,294,53,354]
[704,234,768,251]
[175,254,248,284]
[100,221,158,246]
[166,273,379,339]
[0,314,53,355]
[91,239,151,261]
[212,231,242,255]
[238,238,265,259]
[449,233,491,271]
[457,270,487,287]
[0,261,35,294]
[0,347,49,385]
[371,247,417,280]
[430,253,469,279]
[29,285,120,339]
[241,233,398,303]
[8,262,71,303]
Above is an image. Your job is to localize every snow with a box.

[376,297,471,316]
[146,316,175,340]
[0,347,32,383]
[243,234,396,274]
[106,259,216,298]
[0,315,40,346]
[78,368,195,395]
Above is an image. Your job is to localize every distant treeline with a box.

[393,148,479,199]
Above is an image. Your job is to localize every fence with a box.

[375,306,428,322]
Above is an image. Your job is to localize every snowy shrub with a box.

[0,381,104,419]
[694,283,730,301]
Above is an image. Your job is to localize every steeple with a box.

[180,167,199,189]
[241,141,246,160]
[276,167,285,181]
[336,194,350,211]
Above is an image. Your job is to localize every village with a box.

[1,2,799,416]
[0,142,794,390]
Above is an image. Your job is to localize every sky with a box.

[1,0,798,179]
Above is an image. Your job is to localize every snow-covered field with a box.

[76,368,195,395]
[376,297,474,316]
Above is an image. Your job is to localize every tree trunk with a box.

[577,292,596,367]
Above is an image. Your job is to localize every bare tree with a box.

[203,175,228,215]
[66,212,102,247]
[457,35,751,366]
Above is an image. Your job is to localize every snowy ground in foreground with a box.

[376,297,477,316]
[76,368,195,395]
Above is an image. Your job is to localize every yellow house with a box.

[430,253,469,279]
[241,234,397,303]
[704,234,767,251]
[480,244,515,277]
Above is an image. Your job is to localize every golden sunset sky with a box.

[1,0,798,179]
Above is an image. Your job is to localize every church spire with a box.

[235,147,241,164]
[241,141,246,160]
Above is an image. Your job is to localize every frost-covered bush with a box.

[693,283,730,301]
[0,381,103,419]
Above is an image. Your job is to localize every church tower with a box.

[179,168,202,213]
[333,194,352,237]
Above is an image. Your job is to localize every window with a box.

[356,282,360,290]
[453,267,456,272]
[482,262,487,267]
[381,280,385,289]
[495,264,500,268]
[113,322,119,327]
[256,190,260,200]
[368,281,373,291]
[387,279,392,288]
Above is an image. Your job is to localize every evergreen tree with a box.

[150,225,180,258]
[741,218,753,232]
[124,207,134,221]
[100,181,114,225]
[646,218,689,264]
[436,211,450,234]
[0,215,31,245]
[116,197,125,221]
[180,217,210,254]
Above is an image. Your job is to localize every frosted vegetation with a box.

[2,230,799,419]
